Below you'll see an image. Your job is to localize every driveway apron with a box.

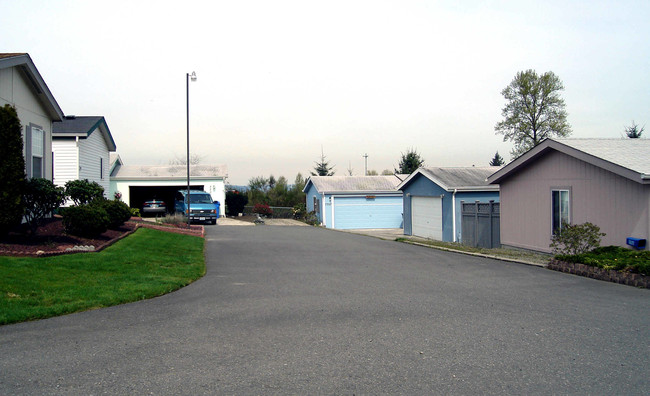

[0,225,648,394]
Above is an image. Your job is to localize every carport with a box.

[128,185,204,214]
[109,164,227,216]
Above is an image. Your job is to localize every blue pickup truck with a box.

[174,190,220,225]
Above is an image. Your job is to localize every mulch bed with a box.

[548,259,649,289]
[0,217,204,257]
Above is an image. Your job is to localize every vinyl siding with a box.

[52,137,78,188]
[500,150,650,252]
[78,127,111,197]
[0,66,54,180]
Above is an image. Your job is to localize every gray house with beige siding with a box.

[488,138,649,253]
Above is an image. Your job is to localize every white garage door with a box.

[411,196,442,240]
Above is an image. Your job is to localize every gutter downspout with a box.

[452,189,457,242]
[321,192,326,226]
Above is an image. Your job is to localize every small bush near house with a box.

[65,179,105,206]
[130,207,141,217]
[253,203,273,217]
[304,211,319,226]
[98,199,132,229]
[292,203,306,219]
[550,222,605,256]
[23,178,66,235]
[158,213,187,226]
[63,204,110,238]
[555,246,650,276]
[0,105,26,237]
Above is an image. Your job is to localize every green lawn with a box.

[0,228,205,325]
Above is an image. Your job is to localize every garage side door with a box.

[334,196,403,230]
[411,196,442,239]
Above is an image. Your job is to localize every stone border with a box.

[548,259,649,289]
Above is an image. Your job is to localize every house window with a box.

[313,197,320,215]
[552,189,570,234]
[100,158,104,179]
[31,127,44,178]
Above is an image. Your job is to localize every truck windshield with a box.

[188,194,213,204]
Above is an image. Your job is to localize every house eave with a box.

[0,54,64,121]
[487,139,648,185]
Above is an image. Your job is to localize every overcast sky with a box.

[2,0,648,185]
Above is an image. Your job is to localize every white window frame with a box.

[551,189,570,234]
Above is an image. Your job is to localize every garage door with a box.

[411,196,442,239]
[333,196,403,230]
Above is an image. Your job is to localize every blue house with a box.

[304,176,404,229]
[398,167,500,242]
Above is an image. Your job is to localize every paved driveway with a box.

[1,225,648,394]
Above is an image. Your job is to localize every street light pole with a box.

[186,71,196,229]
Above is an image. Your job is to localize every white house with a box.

[52,115,116,202]
[0,53,64,179]
[110,163,228,216]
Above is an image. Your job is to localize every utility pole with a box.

[363,153,368,176]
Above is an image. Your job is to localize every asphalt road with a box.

[1,225,648,395]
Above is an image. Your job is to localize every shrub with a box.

[556,246,650,276]
[0,105,26,236]
[65,179,105,205]
[63,204,110,237]
[23,178,66,235]
[225,190,248,216]
[550,221,605,256]
[97,199,132,229]
[304,211,320,226]
[292,203,306,219]
[130,208,141,217]
[158,213,187,226]
[253,203,273,217]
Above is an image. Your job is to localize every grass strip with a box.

[0,228,205,325]
[396,237,551,266]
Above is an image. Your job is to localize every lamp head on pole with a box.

[189,71,197,82]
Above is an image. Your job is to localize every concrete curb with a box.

[401,240,548,268]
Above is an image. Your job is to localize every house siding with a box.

[305,184,323,224]
[500,150,650,252]
[0,66,54,180]
[78,127,111,197]
[52,137,79,190]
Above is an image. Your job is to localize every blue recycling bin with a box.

[626,237,646,250]
[214,201,220,219]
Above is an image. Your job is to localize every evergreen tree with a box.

[0,105,26,235]
[489,151,505,166]
[312,151,335,176]
[395,148,424,174]
[624,121,644,138]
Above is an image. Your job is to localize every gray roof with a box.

[398,167,501,192]
[488,138,650,184]
[304,175,403,194]
[555,138,650,175]
[0,53,64,120]
[53,116,117,151]
[111,164,228,180]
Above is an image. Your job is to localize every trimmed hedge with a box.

[63,204,110,238]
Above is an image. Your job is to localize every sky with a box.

[2,0,649,185]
